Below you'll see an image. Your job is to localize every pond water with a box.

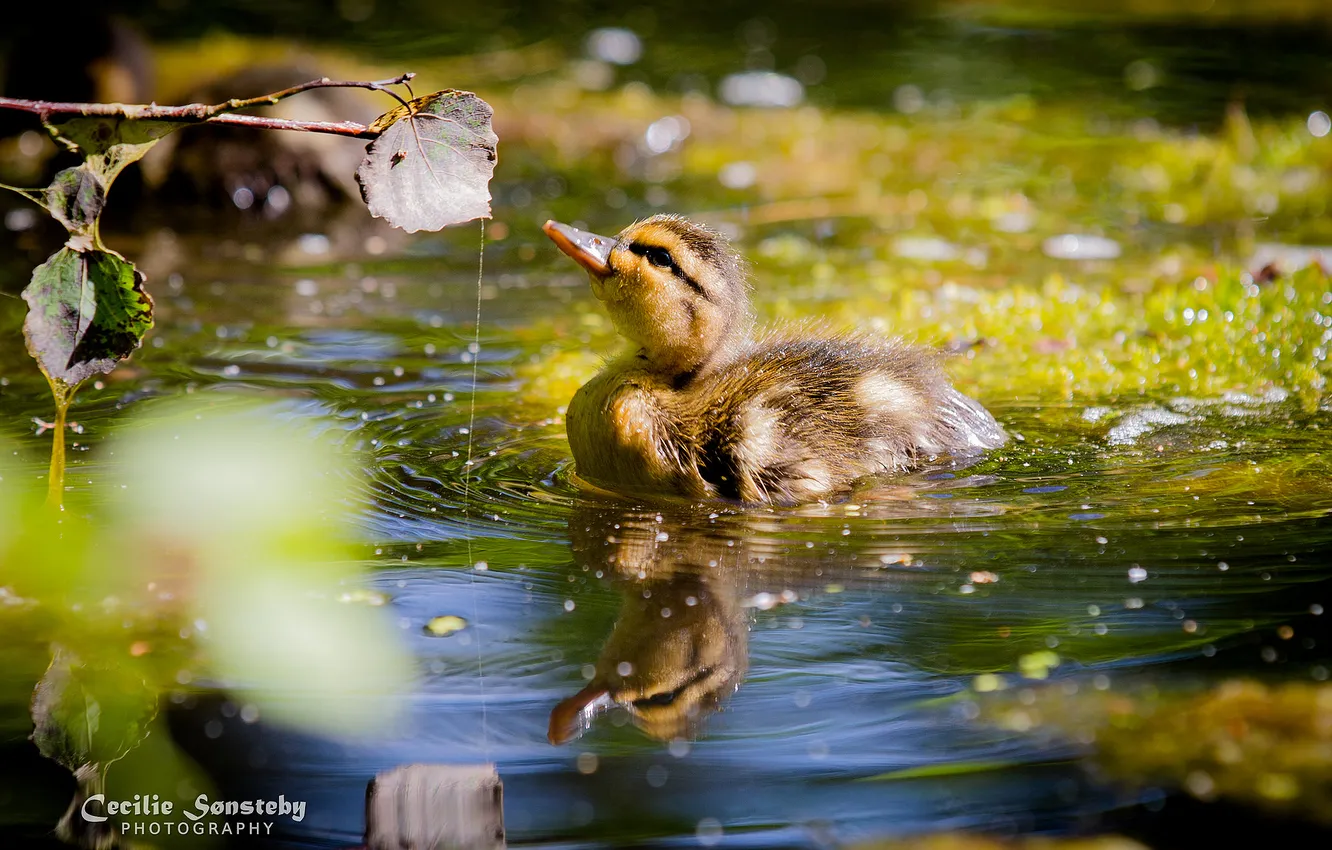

[2,2,1332,848]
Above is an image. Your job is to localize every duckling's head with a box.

[547,575,747,744]
[544,214,751,380]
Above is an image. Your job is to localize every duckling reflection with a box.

[550,504,754,744]
[547,476,1003,745]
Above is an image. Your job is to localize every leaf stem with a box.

[45,380,74,509]
[0,181,44,207]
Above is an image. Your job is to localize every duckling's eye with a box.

[633,690,678,708]
[645,247,673,268]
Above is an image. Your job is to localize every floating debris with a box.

[423,615,468,637]
[1018,650,1061,680]
[973,673,1006,693]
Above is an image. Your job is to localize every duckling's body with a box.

[545,215,1006,504]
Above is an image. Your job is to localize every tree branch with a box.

[212,73,415,114]
[197,113,376,138]
[0,74,419,140]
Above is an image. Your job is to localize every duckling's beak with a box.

[548,684,612,745]
[543,220,613,278]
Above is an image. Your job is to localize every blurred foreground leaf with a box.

[356,90,497,233]
[111,399,413,735]
[4,398,413,843]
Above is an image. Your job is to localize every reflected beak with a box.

[548,684,612,745]
[543,220,613,278]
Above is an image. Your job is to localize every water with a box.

[3,2,1332,847]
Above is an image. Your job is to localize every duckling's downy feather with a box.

[683,332,1003,503]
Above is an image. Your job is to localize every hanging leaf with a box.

[22,247,154,389]
[48,115,186,189]
[44,166,105,239]
[356,90,497,233]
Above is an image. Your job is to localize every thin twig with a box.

[219,73,415,113]
[200,113,376,138]
[0,73,419,140]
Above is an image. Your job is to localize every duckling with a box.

[544,214,1006,504]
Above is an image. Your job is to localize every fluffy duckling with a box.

[544,214,1006,504]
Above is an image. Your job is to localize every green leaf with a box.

[356,90,497,233]
[21,247,154,389]
[30,646,158,774]
[44,166,105,238]
[48,116,185,189]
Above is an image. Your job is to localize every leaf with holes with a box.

[49,115,186,189]
[356,90,497,233]
[22,247,154,389]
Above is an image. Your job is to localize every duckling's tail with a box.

[936,387,1008,453]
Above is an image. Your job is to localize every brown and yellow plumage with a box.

[544,214,1006,504]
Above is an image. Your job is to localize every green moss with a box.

[482,80,1332,413]
[980,678,1332,823]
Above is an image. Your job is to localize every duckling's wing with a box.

[689,334,1004,503]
